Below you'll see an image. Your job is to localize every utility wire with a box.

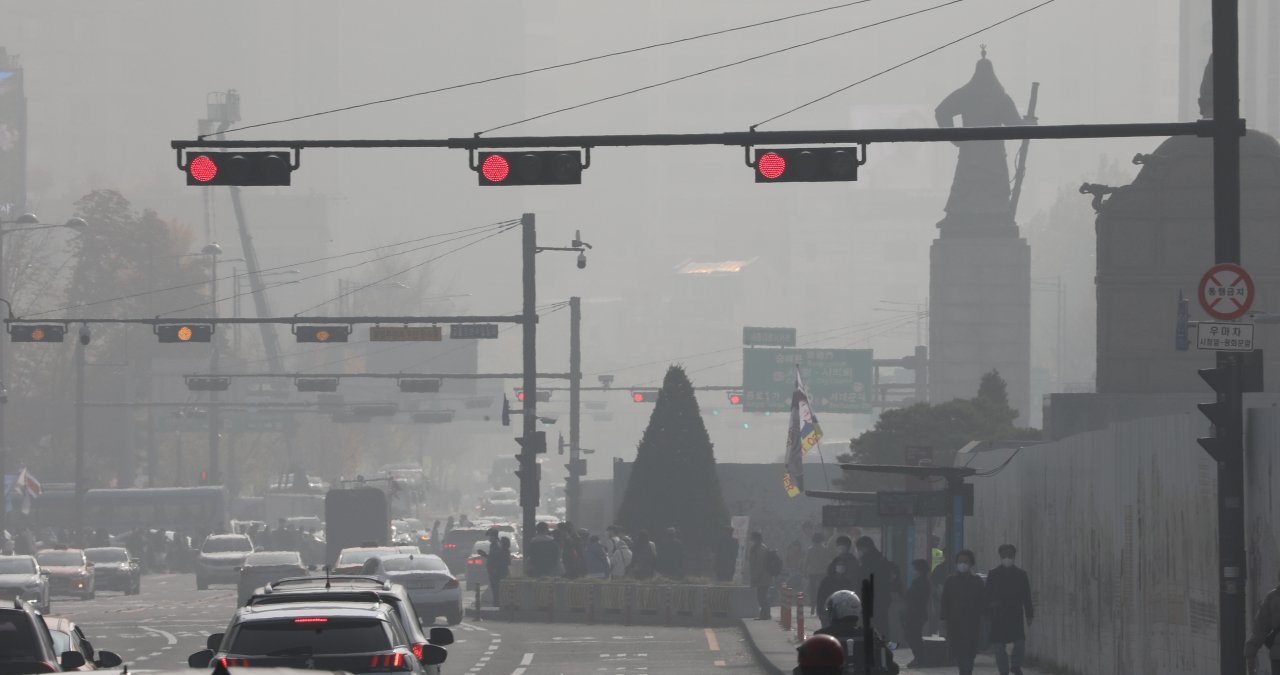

[479,0,966,135]
[753,0,1057,128]
[21,219,518,319]
[202,1,876,139]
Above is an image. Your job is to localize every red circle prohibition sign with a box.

[1198,263,1255,320]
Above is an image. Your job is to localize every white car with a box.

[361,553,462,625]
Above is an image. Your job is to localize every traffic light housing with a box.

[501,395,511,426]
[10,325,65,343]
[516,390,551,403]
[1197,354,1243,463]
[727,392,743,405]
[296,326,349,343]
[754,147,864,183]
[157,324,214,343]
[515,431,547,455]
[398,378,442,393]
[186,377,230,392]
[631,389,659,403]
[296,377,339,393]
[185,151,294,186]
[476,151,583,186]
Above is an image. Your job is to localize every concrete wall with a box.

[964,413,1223,675]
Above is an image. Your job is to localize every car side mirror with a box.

[419,645,447,666]
[207,633,224,651]
[60,651,86,670]
[307,564,317,572]
[188,650,214,668]
[428,627,454,646]
[39,569,49,576]
[85,562,94,567]
[96,650,122,668]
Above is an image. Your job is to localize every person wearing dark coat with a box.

[940,549,985,675]
[901,559,933,667]
[815,539,859,627]
[985,544,1034,675]
[655,528,685,580]
[853,536,902,636]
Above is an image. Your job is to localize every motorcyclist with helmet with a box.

[811,590,900,674]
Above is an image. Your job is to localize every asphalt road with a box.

[44,573,764,675]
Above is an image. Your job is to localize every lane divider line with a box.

[520,653,534,666]
[705,628,719,651]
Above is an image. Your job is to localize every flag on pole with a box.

[783,368,823,497]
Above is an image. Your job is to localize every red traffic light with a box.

[633,392,644,402]
[757,153,786,179]
[517,391,525,402]
[631,390,659,403]
[184,151,293,186]
[482,155,510,182]
[728,393,742,405]
[190,156,218,182]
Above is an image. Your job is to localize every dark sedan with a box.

[83,548,140,596]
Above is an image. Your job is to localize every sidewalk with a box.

[739,615,1049,675]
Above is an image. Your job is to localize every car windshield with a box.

[382,557,447,572]
[338,549,390,565]
[203,537,252,553]
[0,558,36,575]
[246,553,300,566]
[0,614,38,660]
[36,552,82,567]
[230,619,390,656]
[85,548,129,563]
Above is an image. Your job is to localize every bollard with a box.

[625,586,632,627]
[702,586,709,629]
[781,584,792,631]
[588,584,595,625]
[796,592,805,641]
[664,587,672,628]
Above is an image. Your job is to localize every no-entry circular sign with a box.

[1199,263,1255,320]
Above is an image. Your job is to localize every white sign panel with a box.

[1196,322,1255,351]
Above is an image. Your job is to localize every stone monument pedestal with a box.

[928,234,1031,423]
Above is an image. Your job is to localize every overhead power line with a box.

[479,0,966,135]
[202,1,876,139]
[753,0,1058,128]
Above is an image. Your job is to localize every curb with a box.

[470,607,741,627]
[738,618,786,675]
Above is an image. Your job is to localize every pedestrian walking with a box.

[629,530,657,579]
[478,529,511,609]
[656,528,684,580]
[854,536,902,636]
[526,522,561,578]
[940,550,985,675]
[986,544,1033,675]
[902,559,933,667]
[748,531,775,620]
[805,532,831,616]
[609,537,633,579]
[1245,569,1280,675]
[713,526,739,582]
[583,535,610,579]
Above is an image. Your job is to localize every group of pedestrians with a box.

[522,522,688,581]
[934,545,1034,675]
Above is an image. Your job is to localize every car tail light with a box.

[411,643,426,660]
[34,661,57,673]
[221,658,250,667]
[443,544,456,549]
[443,578,459,589]
[370,653,408,669]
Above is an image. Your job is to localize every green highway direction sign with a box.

[742,348,873,414]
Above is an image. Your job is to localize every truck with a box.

[323,487,391,567]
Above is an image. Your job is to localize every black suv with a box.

[244,576,452,673]
[188,600,446,674]
[0,599,98,673]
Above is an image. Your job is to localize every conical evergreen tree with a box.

[617,365,729,548]
[977,369,1009,407]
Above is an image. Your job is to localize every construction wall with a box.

[964,412,1226,675]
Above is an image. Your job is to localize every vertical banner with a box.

[784,369,823,497]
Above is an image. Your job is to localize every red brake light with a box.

[392,653,404,668]
[411,644,425,660]
[482,156,510,183]
[190,156,218,182]
[220,658,249,667]
[443,578,459,589]
[294,618,328,623]
[758,153,786,179]
[444,544,456,548]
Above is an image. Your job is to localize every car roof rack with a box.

[265,575,390,593]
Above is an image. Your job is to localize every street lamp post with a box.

[0,214,85,542]
[202,243,223,486]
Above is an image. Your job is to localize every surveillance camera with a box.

[577,252,587,269]
[78,325,91,346]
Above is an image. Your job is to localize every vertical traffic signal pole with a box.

[568,296,581,525]
[521,213,538,553]
[73,328,86,547]
[1210,2,1247,674]
[208,251,221,485]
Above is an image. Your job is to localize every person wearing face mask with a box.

[940,550,984,675]
[815,536,858,627]
[985,544,1033,675]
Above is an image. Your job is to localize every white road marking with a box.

[142,627,177,645]
[480,657,490,662]
[511,669,526,675]
[520,654,534,666]
[714,660,726,667]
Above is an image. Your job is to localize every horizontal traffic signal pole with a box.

[180,372,576,380]
[170,120,1225,152]
[5,315,527,326]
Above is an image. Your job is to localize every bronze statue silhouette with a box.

[935,48,1033,236]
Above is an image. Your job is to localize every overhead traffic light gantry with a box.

[184,151,296,186]
[475,151,586,186]
[10,325,65,343]
[752,146,865,183]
